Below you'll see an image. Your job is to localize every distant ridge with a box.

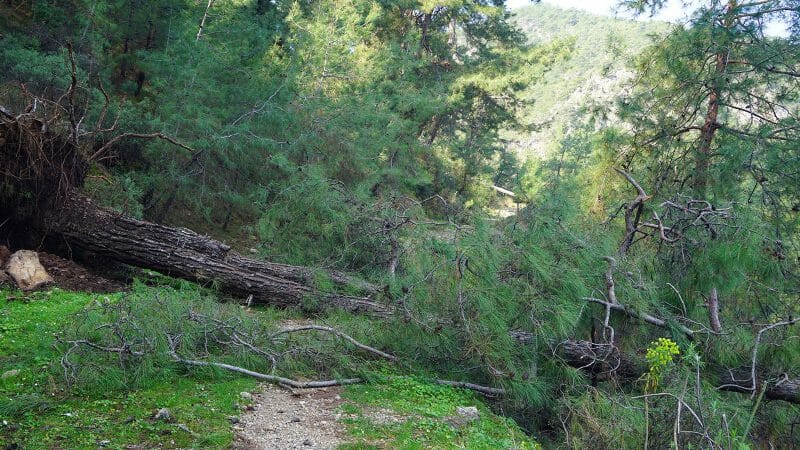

[507,3,670,157]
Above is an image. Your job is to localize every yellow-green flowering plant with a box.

[644,338,680,392]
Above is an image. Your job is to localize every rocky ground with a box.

[232,384,349,450]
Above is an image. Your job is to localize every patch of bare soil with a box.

[232,384,348,450]
[37,252,126,293]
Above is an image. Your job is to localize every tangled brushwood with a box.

[54,286,384,392]
[53,285,503,396]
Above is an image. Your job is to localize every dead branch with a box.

[168,333,502,394]
[435,379,505,396]
[716,317,800,397]
[616,168,651,257]
[613,169,732,259]
[707,287,722,333]
[271,325,399,362]
[196,0,215,41]
[583,296,696,338]
[168,335,362,388]
[600,256,618,344]
[633,391,717,449]
[89,132,196,162]
[60,339,147,357]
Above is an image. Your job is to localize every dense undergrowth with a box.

[2,0,800,448]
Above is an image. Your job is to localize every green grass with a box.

[0,286,539,449]
[340,376,540,449]
[0,288,257,449]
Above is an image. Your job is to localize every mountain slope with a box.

[506,3,670,157]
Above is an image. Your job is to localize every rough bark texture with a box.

[45,191,391,317]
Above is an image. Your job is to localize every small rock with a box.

[239,391,253,400]
[249,248,258,254]
[456,406,479,422]
[303,439,313,446]
[277,409,285,413]
[290,417,301,423]
[5,250,53,291]
[2,369,20,379]
[154,408,171,421]
[98,440,111,447]
[228,416,240,424]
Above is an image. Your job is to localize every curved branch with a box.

[271,325,398,362]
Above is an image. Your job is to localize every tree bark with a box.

[44,191,391,317]
[692,0,735,194]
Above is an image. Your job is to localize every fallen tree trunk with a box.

[1,108,387,316]
[44,191,391,317]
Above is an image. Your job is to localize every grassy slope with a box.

[0,287,538,449]
[0,289,257,449]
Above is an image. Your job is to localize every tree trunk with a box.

[44,191,391,317]
[692,0,735,194]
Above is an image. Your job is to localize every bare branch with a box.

[89,132,196,162]
[435,379,505,396]
[583,296,696,338]
[271,325,398,362]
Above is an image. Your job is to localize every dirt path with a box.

[232,384,349,450]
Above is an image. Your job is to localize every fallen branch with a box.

[435,379,506,396]
[716,318,800,398]
[583,296,696,338]
[88,132,197,162]
[170,350,362,388]
[272,325,398,362]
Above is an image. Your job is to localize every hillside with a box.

[506,3,670,157]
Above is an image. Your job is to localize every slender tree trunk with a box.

[693,0,735,194]
[196,0,215,41]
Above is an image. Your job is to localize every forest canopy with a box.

[1,0,799,448]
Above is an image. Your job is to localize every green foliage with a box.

[342,375,540,449]
[0,288,258,448]
[2,0,800,447]
[644,337,679,392]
